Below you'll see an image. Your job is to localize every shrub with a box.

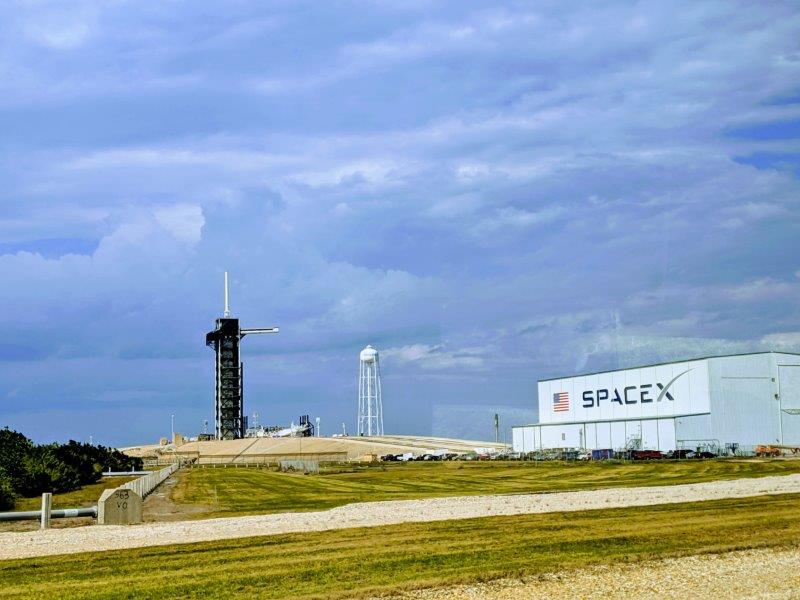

[21,445,81,495]
[0,471,16,510]
[0,428,143,500]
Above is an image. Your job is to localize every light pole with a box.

[171,414,175,443]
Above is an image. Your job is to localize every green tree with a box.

[21,445,80,495]
[55,441,104,486]
[0,428,143,501]
[0,427,33,489]
[0,470,16,510]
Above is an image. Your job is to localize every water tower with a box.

[357,345,384,436]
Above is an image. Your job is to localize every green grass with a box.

[13,477,136,511]
[172,458,800,518]
[1,493,799,599]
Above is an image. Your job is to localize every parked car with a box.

[380,453,398,462]
[665,449,695,460]
[631,450,664,460]
[694,451,717,459]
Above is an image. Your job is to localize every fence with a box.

[194,452,348,465]
[118,463,179,499]
[279,460,320,474]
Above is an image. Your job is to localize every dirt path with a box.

[383,546,800,599]
[142,470,211,522]
[1,473,799,560]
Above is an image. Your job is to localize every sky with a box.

[1,1,799,446]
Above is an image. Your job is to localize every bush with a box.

[0,428,143,505]
[0,428,33,485]
[0,471,16,510]
[21,446,81,495]
[104,448,143,473]
[54,441,105,486]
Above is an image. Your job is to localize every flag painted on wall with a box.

[553,392,570,412]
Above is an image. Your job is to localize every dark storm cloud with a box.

[0,1,799,444]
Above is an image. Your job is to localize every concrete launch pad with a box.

[122,435,507,464]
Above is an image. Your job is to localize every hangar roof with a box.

[538,350,800,382]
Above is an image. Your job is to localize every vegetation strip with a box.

[0,494,799,599]
[172,458,800,518]
[0,428,142,511]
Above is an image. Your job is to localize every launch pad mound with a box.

[123,435,506,464]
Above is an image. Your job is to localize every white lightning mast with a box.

[224,271,230,317]
[357,345,384,436]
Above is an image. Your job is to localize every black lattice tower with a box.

[205,272,278,440]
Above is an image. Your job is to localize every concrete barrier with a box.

[97,488,142,525]
[95,464,178,525]
[118,463,179,500]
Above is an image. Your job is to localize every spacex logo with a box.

[580,369,691,408]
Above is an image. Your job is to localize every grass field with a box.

[1,492,799,599]
[0,478,136,533]
[13,477,136,511]
[171,458,800,518]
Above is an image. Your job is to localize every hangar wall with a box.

[512,352,800,453]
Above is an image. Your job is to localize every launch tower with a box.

[206,272,278,440]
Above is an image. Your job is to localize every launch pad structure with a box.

[206,272,278,440]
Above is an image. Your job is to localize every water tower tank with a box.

[360,345,378,362]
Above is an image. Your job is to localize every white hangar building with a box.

[512,352,800,453]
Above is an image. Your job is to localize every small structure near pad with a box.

[279,459,320,474]
[97,488,142,525]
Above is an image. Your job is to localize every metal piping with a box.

[0,506,97,522]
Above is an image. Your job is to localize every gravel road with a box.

[383,546,800,599]
[1,473,799,560]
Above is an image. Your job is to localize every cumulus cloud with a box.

[472,206,564,234]
[21,5,97,50]
[154,204,205,244]
[0,1,799,443]
[383,344,487,370]
[761,332,800,351]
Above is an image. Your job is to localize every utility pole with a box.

[171,414,175,443]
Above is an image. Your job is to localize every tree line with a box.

[0,428,143,510]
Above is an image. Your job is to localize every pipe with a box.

[0,506,97,522]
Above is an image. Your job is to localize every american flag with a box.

[553,392,570,412]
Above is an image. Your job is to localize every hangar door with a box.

[779,366,800,445]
